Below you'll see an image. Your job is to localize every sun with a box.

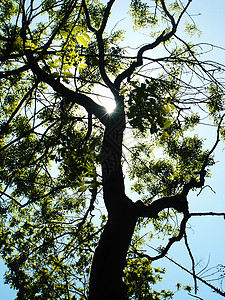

[105,99,116,114]
[93,86,117,114]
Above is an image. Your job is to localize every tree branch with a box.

[25,51,109,125]
[0,191,23,207]
[160,0,176,27]
[0,82,39,136]
[137,113,225,220]
[98,0,115,34]
[190,212,225,218]
[0,64,30,78]
[38,0,80,55]
[136,193,188,218]
[184,231,198,294]
[135,213,190,261]
[201,113,225,171]
[146,244,225,297]
[83,0,119,98]
[82,0,97,32]
[114,0,192,90]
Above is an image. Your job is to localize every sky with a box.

[1,0,225,299]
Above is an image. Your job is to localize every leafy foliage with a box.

[127,79,176,134]
[130,0,158,30]
[124,257,174,300]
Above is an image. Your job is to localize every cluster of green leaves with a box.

[81,29,126,90]
[127,79,176,135]
[207,83,225,119]
[0,0,131,298]
[0,85,104,299]
[126,47,214,199]
[49,24,90,80]
[1,92,103,199]
[122,224,174,299]
[126,73,212,199]
[176,282,192,294]
[127,123,211,200]
[124,257,174,300]
[0,196,102,299]
[129,0,158,31]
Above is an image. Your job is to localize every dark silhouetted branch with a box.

[190,212,225,218]
[184,232,198,294]
[114,0,192,90]
[144,244,225,297]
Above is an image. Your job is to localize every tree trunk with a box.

[88,198,138,300]
[88,105,137,299]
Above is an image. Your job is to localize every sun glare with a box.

[105,99,116,114]
[93,86,117,114]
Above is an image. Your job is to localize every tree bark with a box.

[88,199,138,300]
[88,105,138,299]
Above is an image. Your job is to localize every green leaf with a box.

[176,282,182,290]
[78,62,87,72]
[162,118,173,129]
[184,285,192,292]
[82,32,90,41]
[62,71,74,78]
[13,36,23,51]
[76,35,88,48]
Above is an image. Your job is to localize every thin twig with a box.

[184,232,198,294]
[144,244,225,297]
[190,212,225,218]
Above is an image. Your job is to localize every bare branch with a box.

[82,0,117,97]
[0,82,39,136]
[188,294,204,300]
[98,0,115,34]
[184,232,198,294]
[82,0,97,32]
[0,65,31,78]
[135,213,190,261]
[145,245,225,297]
[190,212,225,218]
[39,0,80,55]
[201,113,225,172]
[0,191,23,207]
[160,0,176,27]
[76,182,98,232]
[0,119,48,152]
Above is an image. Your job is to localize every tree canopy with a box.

[0,0,225,299]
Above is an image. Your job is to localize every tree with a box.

[0,0,225,299]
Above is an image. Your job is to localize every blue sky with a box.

[1,0,225,299]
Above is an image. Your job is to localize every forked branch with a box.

[82,0,117,96]
[114,0,192,90]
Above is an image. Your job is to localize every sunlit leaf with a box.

[76,35,88,47]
